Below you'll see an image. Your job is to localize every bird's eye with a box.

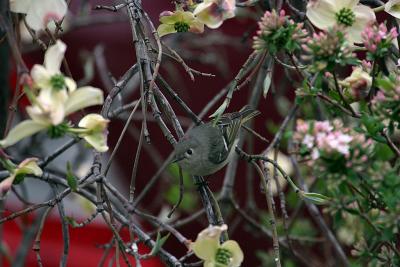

[186,149,193,155]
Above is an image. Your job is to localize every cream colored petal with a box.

[191,238,218,261]
[191,225,227,261]
[337,0,359,9]
[203,260,214,267]
[25,0,67,31]
[0,175,16,195]
[159,11,183,24]
[306,0,337,29]
[35,88,68,125]
[82,133,109,152]
[44,40,66,74]
[26,105,51,124]
[222,0,236,20]
[196,7,224,29]
[64,86,104,116]
[78,114,109,130]
[189,21,205,34]
[0,120,48,148]
[349,5,376,43]
[16,158,43,176]
[31,64,51,88]
[220,240,244,267]
[180,11,196,22]
[385,0,400,19]
[65,77,77,92]
[10,0,32,13]
[193,2,213,16]
[157,24,177,37]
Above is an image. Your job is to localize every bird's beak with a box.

[172,155,185,163]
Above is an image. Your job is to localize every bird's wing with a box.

[207,127,229,164]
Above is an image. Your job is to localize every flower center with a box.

[174,21,190,32]
[215,248,232,266]
[335,8,355,27]
[47,122,70,138]
[50,74,66,91]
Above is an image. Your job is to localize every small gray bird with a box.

[173,106,260,176]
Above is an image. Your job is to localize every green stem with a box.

[373,5,385,13]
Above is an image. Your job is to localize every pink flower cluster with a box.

[361,23,398,54]
[295,120,353,160]
[294,120,372,167]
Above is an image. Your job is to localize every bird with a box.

[173,105,260,176]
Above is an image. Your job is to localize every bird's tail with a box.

[238,105,261,124]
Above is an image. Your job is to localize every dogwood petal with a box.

[34,88,69,125]
[385,0,400,19]
[220,240,244,267]
[189,21,204,34]
[191,237,218,261]
[31,64,51,89]
[65,77,77,92]
[191,225,227,261]
[0,120,48,148]
[82,132,109,152]
[16,158,43,176]
[160,11,183,24]
[348,4,376,43]
[0,175,16,195]
[157,24,177,37]
[306,0,337,29]
[64,86,104,116]
[25,0,67,31]
[336,0,359,10]
[10,0,32,13]
[44,40,66,74]
[194,2,225,29]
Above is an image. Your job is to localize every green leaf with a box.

[209,99,229,119]
[150,232,170,256]
[376,77,393,91]
[301,192,330,205]
[66,162,78,192]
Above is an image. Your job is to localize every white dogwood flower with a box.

[193,0,236,29]
[385,0,400,19]
[0,41,104,148]
[191,224,244,267]
[10,0,67,31]
[306,0,375,43]
[0,158,42,195]
[77,114,110,152]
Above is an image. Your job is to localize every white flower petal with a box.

[31,64,51,89]
[220,240,244,267]
[0,120,47,148]
[10,0,32,13]
[306,0,337,29]
[64,86,104,116]
[65,77,77,92]
[191,225,227,261]
[0,175,16,195]
[349,4,376,43]
[82,133,109,152]
[337,0,359,9]
[44,40,66,74]
[78,114,108,129]
[25,0,67,31]
[157,24,177,37]
[385,0,400,19]
[16,158,43,176]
